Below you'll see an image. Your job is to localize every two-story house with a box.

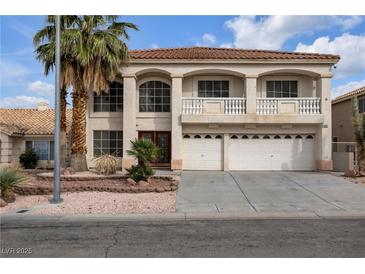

[86,47,340,171]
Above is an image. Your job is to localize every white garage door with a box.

[182,134,223,170]
[229,134,315,171]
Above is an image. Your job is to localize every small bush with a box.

[95,154,117,175]
[0,168,27,202]
[19,149,38,169]
[126,164,155,182]
[126,139,159,182]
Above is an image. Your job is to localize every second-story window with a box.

[198,80,229,97]
[358,95,365,113]
[139,81,171,112]
[266,80,298,98]
[93,81,123,112]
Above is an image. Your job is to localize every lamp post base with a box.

[49,197,63,204]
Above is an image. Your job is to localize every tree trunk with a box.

[60,87,67,168]
[70,91,88,171]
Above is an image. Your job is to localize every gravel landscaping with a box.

[0,191,176,215]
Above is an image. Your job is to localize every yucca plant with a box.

[352,97,365,175]
[95,154,117,175]
[126,139,160,182]
[0,168,27,203]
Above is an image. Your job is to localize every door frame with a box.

[138,131,171,166]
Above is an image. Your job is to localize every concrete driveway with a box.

[177,171,365,215]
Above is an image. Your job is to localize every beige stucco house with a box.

[86,46,340,171]
[0,102,72,168]
[332,86,365,143]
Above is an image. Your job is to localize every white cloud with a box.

[202,33,216,45]
[0,59,30,86]
[0,95,49,108]
[196,33,217,46]
[224,15,364,50]
[332,79,365,98]
[27,80,54,95]
[150,43,159,49]
[296,33,365,78]
[220,42,233,48]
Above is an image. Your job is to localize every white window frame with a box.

[25,140,54,161]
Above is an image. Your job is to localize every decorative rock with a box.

[0,198,7,207]
[156,187,164,193]
[345,169,357,177]
[127,178,136,185]
[171,185,178,191]
[170,180,179,186]
[138,180,149,186]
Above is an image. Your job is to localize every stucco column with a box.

[223,133,229,171]
[122,74,137,170]
[316,76,333,170]
[171,75,183,170]
[245,76,257,114]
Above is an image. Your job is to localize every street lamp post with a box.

[50,15,62,204]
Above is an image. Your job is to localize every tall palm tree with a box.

[34,15,78,168]
[34,16,138,171]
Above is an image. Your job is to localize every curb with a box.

[1,211,365,222]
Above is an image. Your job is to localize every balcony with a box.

[256,97,321,115]
[181,96,323,124]
[182,97,246,115]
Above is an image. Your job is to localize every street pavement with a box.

[177,171,365,214]
[1,217,365,257]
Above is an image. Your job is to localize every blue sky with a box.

[1,15,364,108]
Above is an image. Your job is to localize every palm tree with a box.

[352,97,365,174]
[34,16,138,171]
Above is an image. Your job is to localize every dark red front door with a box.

[138,131,171,165]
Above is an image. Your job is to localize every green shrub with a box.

[0,167,27,193]
[126,164,155,182]
[19,149,38,169]
[126,138,159,182]
[95,154,117,175]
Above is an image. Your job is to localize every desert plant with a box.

[19,149,39,169]
[352,97,365,174]
[126,139,160,182]
[95,154,117,175]
[0,168,27,203]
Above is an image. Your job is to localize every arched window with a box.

[94,81,123,112]
[252,135,260,139]
[295,135,303,139]
[263,135,270,139]
[139,81,170,112]
[194,135,201,139]
[230,135,238,139]
[242,135,249,139]
[274,135,281,139]
[215,135,222,139]
[306,135,314,139]
[183,135,190,139]
[284,135,292,139]
[205,135,212,139]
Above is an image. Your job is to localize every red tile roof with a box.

[332,86,365,104]
[0,108,72,136]
[130,47,340,62]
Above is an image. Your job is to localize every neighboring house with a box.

[86,46,339,171]
[331,86,365,171]
[0,102,72,168]
[332,86,365,143]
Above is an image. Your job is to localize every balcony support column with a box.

[316,76,332,170]
[245,76,257,114]
[171,75,183,170]
[122,74,137,170]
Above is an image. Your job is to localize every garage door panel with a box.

[229,135,315,171]
[183,137,223,170]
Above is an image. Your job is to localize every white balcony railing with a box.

[182,97,246,115]
[256,97,321,115]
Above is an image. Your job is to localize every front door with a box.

[138,131,171,166]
